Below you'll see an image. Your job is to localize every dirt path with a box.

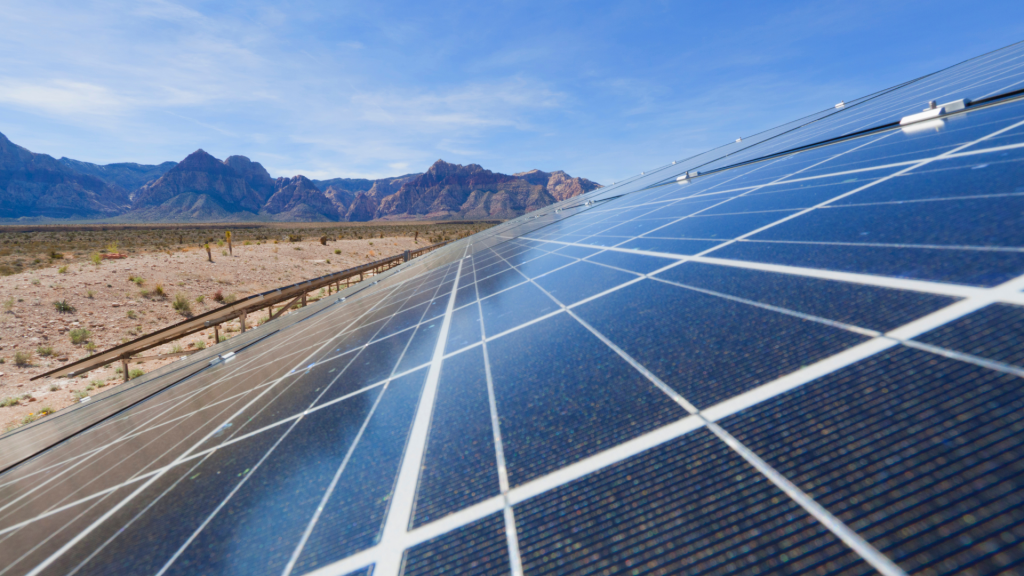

[0,236,422,432]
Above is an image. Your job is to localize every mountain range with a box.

[0,131,601,222]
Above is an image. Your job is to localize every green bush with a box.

[53,299,75,314]
[129,368,145,379]
[13,351,30,366]
[36,346,54,356]
[1,396,19,407]
[69,328,91,344]
[172,293,192,316]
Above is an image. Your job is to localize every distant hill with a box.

[0,132,602,222]
[0,131,130,219]
[57,158,176,193]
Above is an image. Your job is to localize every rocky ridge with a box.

[0,132,602,222]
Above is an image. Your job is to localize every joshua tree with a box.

[225,230,232,256]
[205,243,213,262]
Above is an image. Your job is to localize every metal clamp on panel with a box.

[900,99,970,126]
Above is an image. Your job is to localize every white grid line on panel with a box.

[473,255,525,576]
[373,258,465,576]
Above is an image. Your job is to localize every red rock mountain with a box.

[0,132,601,222]
[371,160,601,220]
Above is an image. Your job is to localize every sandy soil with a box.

[0,236,422,432]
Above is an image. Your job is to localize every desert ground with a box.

[0,221,495,432]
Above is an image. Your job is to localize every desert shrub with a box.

[13,351,31,366]
[195,295,205,304]
[58,265,68,274]
[126,310,137,319]
[2,297,12,312]
[49,250,63,260]
[213,290,224,302]
[85,342,97,353]
[288,234,302,242]
[172,293,192,316]
[21,413,37,425]
[38,406,54,415]
[172,343,183,353]
[1,396,19,407]
[36,346,54,356]
[129,368,145,379]
[86,289,95,299]
[90,252,102,266]
[223,293,237,304]
[334,249,341,255]
[53,299,75,314]
[69,328,91,344]
[31,278,40,285]
[153,284,165,297]
[130,276,144,285]
[73,390,89,399]
[194,340,206,350]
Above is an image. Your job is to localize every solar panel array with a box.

[2,41,1024,576]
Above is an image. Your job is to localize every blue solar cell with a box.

[396,318,442,372]
[515,428,872,575]
[583,249,675,274]
[403,513,509,575]
[534,260,638,306]
[44,423,289,576]
[653,209,800,240]
[478,282,559,336]
[574,279,868,408]
[412,347,500,527]
[656,262,959,332]
[713,239,1024,286]
[292,368,427,572]
[828,147,1024,206]
[722,347,1024,576]
[914,303,1024,369]
[487,313,689,486]
[160,388,382,576]
[753,196,1024,247]
[699,168,903,214]
[617,237,725,254]
[444,303,483,353]
[314,329,415,406]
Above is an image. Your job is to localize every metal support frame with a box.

[33,240,452,381]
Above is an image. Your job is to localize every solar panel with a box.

[3,41,1024,576]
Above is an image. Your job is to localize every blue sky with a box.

[1,0,1023,184]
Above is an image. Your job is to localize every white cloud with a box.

[0,79,131,117]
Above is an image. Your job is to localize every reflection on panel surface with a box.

[3,43,1024,576]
